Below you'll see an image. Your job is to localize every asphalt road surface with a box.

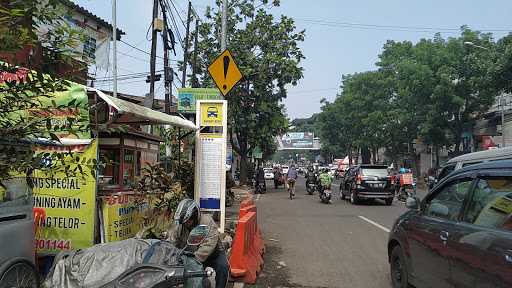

[250,177,428,288]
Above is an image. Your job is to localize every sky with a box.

[75,0,512,120]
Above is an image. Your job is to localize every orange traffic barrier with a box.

[239,204,264,254]
[229,211,264,284]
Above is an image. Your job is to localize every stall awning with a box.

[88,87,197,130]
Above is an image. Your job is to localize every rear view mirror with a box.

[187,225,209,246]
[406,197,420,210]
[429,202,449,218]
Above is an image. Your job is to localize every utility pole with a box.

[221,0,227,50]
[181,1,193,88]
[161,0,171,114]
[112,0,117,98]
[144,0,159,108]
[501,94,506,147]
[192,18,199,88]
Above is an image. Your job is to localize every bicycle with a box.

[287,178,296,199]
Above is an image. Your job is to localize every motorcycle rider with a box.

[168,199,228,288]
[286,164,298,196]
[305,166,317,187]
[255,165,266,193]
[319,168,333,201]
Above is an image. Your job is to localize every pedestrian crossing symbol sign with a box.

[208,49,243,97]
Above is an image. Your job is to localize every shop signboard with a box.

[32,139,97,254]
[195,100,227,232]
[177,88,221,113]
[278,132,315,150]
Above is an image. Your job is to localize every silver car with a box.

[0,176,38,287]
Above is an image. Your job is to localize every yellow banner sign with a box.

[200,102,224,127]
[33,140,97,254]
[101,194,152,242]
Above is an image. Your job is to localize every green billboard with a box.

[178,88,221,113]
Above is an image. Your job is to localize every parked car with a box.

[340,164,394,205]
[281,165,289,175]
[264,168,274,180]
[0,176,38,287]
[388,160,512,288]
[437,146,512,182]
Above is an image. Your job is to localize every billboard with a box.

[178,88,221,113]
[278,132,317,150]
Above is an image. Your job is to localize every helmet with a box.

[308,166,314,172]
[323,168,329,173]
[174,199,200,225]
[399,168,406,174]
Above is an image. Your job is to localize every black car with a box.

[388,160,512,288]
[340,165,394,205]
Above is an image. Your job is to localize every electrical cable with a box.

[295,18,512,34]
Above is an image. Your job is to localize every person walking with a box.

[287,164,298,199]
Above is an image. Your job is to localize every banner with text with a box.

[178,88,221,113]
[101,194,152,242]
[278,132,315,150]
[33,139,97,254]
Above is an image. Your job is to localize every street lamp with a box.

[464,41,506,147]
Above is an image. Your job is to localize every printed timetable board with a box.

[195,100,227,232]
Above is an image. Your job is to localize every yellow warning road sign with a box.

[208,49,243,96]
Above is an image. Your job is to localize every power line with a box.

[295,18,512,34]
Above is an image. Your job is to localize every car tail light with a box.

[356,174,362,185]
[389,176,394,185]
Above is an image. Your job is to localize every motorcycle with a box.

[255,181,266,194]
[396,180,417,202]
[319,185,332,204]
[102,225,214,288]
[273,172,284,188]
[306,181,316,195]
[225,187,235,207]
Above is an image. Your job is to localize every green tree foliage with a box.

[186,0,305,184]
[0,0,90,181]
[318,28,507,168]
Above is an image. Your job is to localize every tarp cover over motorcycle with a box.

[44,238,182,288]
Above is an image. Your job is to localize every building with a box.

[0,0,124,84]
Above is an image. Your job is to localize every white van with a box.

[438,146,512,180]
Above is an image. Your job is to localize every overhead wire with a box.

[295,18,512,34]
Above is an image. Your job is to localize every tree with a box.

[187,0,305,184]
[0,0,90,181]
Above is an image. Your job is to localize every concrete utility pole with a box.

[192,18,199,88]
[221,0,227,50]
[144,0,160,108]
[112,0,117,98]
[182,1,193,88]
[501,94,506,147]
[161,0,171,114]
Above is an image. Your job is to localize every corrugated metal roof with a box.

[59,0,125,38]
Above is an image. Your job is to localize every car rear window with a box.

[360,168,389,177]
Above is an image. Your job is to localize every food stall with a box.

[30,86,197,255]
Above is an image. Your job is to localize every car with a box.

[340,164,394,205]
[437,146,512,182]
[281,165,289,174]
[0,176,38,287]
[388,160,512,288]
[264,168,274,180]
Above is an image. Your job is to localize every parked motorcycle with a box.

[226,187,235,207]
[319,185,332,204]
[102,225,214,288]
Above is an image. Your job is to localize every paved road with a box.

[250,177,427,288]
